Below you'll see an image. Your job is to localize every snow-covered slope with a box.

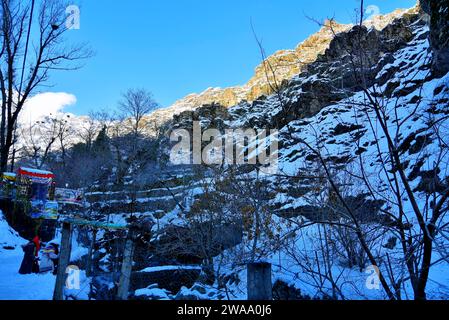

[0,210,26,250]
[137,5,449,300]
[2,3,448,301]
[0,210,56,300]
[227,17,449,299]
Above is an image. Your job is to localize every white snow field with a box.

[0,210,55,300]
[0,210,91,300]
[0,248,56,300]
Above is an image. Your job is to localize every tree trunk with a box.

[415,231,434,300]
[53,222,73,300]
[86,230,97,277]
[117,228,135,300]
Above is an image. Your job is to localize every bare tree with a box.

[105,90,160,186]
[20,114,70,169]
[0,0,91,172]
[118,88,158,140]
[56,114,74,168]
[89,109,116,136]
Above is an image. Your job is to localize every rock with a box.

[272,280,311,300]
[91,275,117,301]
[421,0,449,76]
[174,284,220,300]
[130,267,202,294]
[150,222,242,266]
[268,10,421,128]
[420,0,431,14]
[332,123,364,136]
[174,287,200,300]
[191,284,207,295]
[137,7,421,133]
[384,237,398,250]
[133,285,172,300]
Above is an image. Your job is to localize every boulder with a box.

[130,266,202,294]
[272,280,311,300]
[174,284,224,300]
[133,284,172,300]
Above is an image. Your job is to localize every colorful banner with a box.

[55,188,84,205]
[30,200,59,220]
[18,167,54,185]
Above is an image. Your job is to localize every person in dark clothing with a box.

[18,242,37,275]
[19,236,41,275]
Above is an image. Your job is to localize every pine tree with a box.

[92,126,111,157]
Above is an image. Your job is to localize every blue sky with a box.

[48,0,417,115]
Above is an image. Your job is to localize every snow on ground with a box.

[0,210,90,300]
[140,265,202,273]
[0,211,55,300]
[135,285,171,300]
[0,248,56,300]
[0,210,55,300]
[0,210,27,249]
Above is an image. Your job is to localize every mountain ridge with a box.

[145,5,420,129]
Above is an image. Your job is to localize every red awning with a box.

[18,167,55,180]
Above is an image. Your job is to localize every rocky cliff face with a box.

[421,0,449,76]
[144,6,420,129]
[85,4,449,300]
[169,8,423,133]
[157,4,437,216]
[168,21,352,110]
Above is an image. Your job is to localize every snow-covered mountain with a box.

[17,5,423,146]
[81,2,449,300]
[2,1,449,301]
[143,6,421,128]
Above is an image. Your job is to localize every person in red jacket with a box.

[19,235,41,275]
[32,236,41,256]
[31,235,41,273]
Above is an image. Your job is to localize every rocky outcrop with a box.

[130,267,202,294]
[224,9,424,130]
[421,0,449,76]
[170,7,420,110]
[169,20,352,110]
[143,6,421,130]
[83,5,449,300]
[272,280,311,300]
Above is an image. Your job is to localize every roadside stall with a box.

[16,167,59,220]
[0,172,16,199]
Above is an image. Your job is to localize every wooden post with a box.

[86,229,97,277]
[53,222,72,300]
[116,228,135,300]
[247,262,272,300]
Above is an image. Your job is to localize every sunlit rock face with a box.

[144,6,420,129]
[421,0,449,76]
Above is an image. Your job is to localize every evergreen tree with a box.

[92,126,111,157]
